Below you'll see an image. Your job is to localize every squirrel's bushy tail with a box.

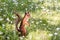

[14,11,22,32]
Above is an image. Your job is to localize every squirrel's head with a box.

[25,12,30,17]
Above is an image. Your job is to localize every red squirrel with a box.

[14,12,30,36]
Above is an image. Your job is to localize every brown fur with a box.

[14,12,30,36]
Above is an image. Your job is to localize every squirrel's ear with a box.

[28,12,29,14]
[25,12,29,15]
[25,12,27,14]
[25,12,26,14]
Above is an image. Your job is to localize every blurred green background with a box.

[0,0,60,40]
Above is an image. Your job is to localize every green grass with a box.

[0,11,60,40]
